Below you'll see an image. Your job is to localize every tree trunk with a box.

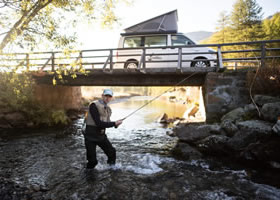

[0,0,53,52]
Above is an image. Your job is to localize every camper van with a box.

[116,32,216,68]
[115,10,216,69]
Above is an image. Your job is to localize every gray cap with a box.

[103,89,113,96]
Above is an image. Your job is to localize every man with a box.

[84,89,123,169]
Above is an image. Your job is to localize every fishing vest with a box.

[86,100,112,126]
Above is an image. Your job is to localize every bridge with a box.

[1,40,280,121]
[1,40,280,86]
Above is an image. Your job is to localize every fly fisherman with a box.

[84,89,123,169]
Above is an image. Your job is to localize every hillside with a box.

[184,31,214,43]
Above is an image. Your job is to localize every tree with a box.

[0,0,124,52]
[263,12,280,40]
[230,0,263,41]
[215,11,230,43]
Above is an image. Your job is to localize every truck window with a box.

[123,37,142,48]
[144,35,167,47]
[171,35,194,46]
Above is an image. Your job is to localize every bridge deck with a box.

[33,67,216,86]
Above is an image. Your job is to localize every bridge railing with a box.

[0,40,279,73]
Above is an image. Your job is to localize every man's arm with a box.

[89,103,116,128]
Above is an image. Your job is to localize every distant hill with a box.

[184,31,214,43]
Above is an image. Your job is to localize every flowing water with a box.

[0,97,280,200]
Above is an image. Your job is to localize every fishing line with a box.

[121,71,199,121]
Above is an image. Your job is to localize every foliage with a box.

[230,0,262,29]
[0,0,126,52]
[247,62,280,96]
[263,13,280,40]
[203,0,279,45]
[201,0,280,65]
[0,72,34,110]
[0,71,70,126]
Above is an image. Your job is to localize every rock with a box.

[166,131,175,137]
[227,120,273,151]
[184,104,199,118]
[239,139,280,167]
[236,120,273,135]
[261,102,280,122]
[172,142,202,160]
[174,124,212,144]
[269,161,280,169]
[243,103,260,119]
[272,120,280,136]
[208,124,223,135]
[221,119,238,137]
[173,119,181,126]
[221,107,245,122]
[196,135,230,156]
[158,113,169,123]
[254,95,280,107]
[4,112,27,128]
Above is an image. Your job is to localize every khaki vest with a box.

[86,100,112,126]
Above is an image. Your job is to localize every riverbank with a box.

[172,94,280,188]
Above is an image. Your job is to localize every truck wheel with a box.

[124,61,138,69]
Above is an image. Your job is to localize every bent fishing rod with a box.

[120,72,199,121]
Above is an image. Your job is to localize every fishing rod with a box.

[121,71,199,121]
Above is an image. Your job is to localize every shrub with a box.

[247,62,280,96]
[0,72,70,127]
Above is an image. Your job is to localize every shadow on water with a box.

[1,97,280,199]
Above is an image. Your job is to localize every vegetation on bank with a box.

[0,72,70,127]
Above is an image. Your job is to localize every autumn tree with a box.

[215,11,231,43]
[230,0,263,42]
[263,12,280,40]
[0,0,124,52]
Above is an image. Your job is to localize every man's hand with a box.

[115,120,123,128]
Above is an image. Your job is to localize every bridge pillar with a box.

[34,85,82,110]
[204,72,250,123]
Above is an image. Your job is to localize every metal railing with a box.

[0,39,279,73]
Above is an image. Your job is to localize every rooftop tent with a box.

[123,10,178,34]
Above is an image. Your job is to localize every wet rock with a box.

[158,113,169,124]
[166,131,175,137]
[236,120,273,135]
[227,120,272,151]
[174,124,212,143]
[243,103,260,119]
[221,107,246,122]
[220,120,238,137]
[196,135,230,156]
[254,95,280,107]
[208,124,222,135]
[261,102,280,122]
[272,120,280,136]
[172,142,202,160]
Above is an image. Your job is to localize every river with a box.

[0,97,280,200]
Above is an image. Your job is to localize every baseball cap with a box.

[103,89,113,97]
